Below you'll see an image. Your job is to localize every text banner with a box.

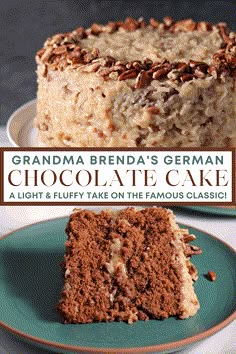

[0,149,234,205]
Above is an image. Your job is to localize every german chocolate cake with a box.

[36,17,236,147]
[57,207,201,324]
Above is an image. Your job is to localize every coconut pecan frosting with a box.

[36,17,236,88]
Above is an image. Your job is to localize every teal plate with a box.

[180,206,236,216]
[0,218,235,354]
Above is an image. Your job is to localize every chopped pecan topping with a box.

[90,23,103,35]
[122,17,141,32]
[183,234,196,243]
[99,68,112,77]
[66,43,76,50]
[105,56,116,66]
[180,73,194,82]
[147,106,160,114]
[176,62,189,72]
[207,271,216,281]
[188,264,198,280]
[143,58,153,67]
[153,67,171,79]
[126,60,142,70]
[189,60,207,68]
[107,21,119,33]
[187,263,196,275]
[72,27,86,40]
[197,21,213,32]
[208,65,218,78]
[173,19,196,32]
[51,33,65,45]
[194,68,206,78]
[225,53,236,65]
[37,48,46,58]
[118,69,137,81]
[36,17,236,85]
[111,64,126,73]
[163,16,174,27]
[185,244,202,256]
[53,45,67,55]
[167,70,180,80]
[135,70,152,88]
[42,64,48,77]
[67,47,82,64]
[60,34,75,45]
[83,53,93,63]
[40,47,54,63]
[149,18,160,29]
[190,62,208,78]
[217,23,233,45]
[91,47,99,58]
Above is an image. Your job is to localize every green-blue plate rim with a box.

[179,205,236,216]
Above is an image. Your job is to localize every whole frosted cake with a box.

[36,17,236,147]
[57,207,201,323]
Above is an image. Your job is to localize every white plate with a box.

[7,100,38,147]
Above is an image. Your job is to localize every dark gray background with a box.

[0,0,235,125]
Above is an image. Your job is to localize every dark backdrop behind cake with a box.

[0,0,235,125]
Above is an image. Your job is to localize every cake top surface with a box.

[36,17,236,85]
[81,26,222,64]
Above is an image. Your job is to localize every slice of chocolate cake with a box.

[57,207,200,324]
